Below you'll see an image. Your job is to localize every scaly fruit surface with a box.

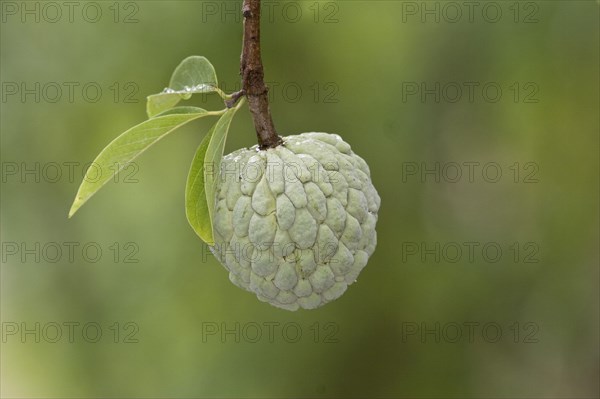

[210,132,380,310]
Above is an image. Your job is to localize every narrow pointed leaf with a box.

[147,56,219,118]
[185,107,238,245]
[184,133,212,244]
[69,106,215,218]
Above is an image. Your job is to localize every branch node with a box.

[225,90,245,108]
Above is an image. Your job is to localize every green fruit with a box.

[210,132,380,310]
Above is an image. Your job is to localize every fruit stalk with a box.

[240,0,282,149]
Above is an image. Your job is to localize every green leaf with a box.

[184,132,213,244]
[147,56,219,118]
[69,106,222,218]
[185,106,239,245]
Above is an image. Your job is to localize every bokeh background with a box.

[1,1,598,398]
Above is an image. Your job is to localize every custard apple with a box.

[210,132,380,310]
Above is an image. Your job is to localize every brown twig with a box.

[240,0,282,149]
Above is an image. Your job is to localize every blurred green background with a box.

[1,1,598,398]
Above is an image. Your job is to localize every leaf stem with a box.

[214,86,231,100]
[240,0,282,149]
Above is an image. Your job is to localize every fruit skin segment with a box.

[210,132,381,310]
